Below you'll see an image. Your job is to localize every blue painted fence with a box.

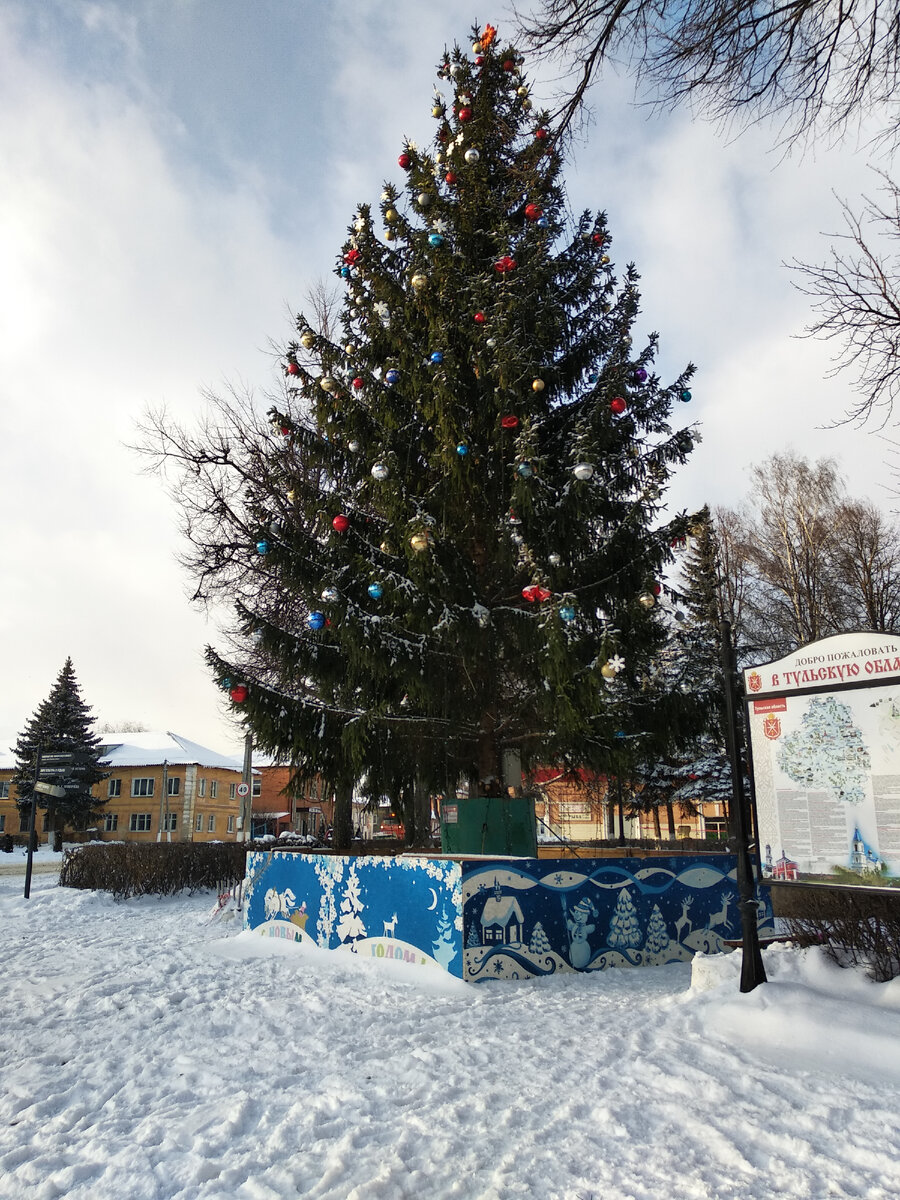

[243,851,773,983]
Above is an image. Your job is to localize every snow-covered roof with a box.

[481,895,524,928]
[97,732,244,771]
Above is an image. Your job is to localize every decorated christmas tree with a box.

[160,24,697,846]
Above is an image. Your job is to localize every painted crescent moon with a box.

[427,888,438,910]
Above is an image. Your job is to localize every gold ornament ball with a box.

[286,490,296,502]
[517,86,529,97]
[638,593,656,608]
[522,99,532,111]
[410,531,433,552]
[385,208,398,222]
[320,376,336,392]
[299,331,315,349]
[411,273,428,290]
[380,541,393,555]
[344,343,355,355]
[601,662,617,679]
[432,105,443,117]
[532,378,545,392]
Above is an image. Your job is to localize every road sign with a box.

[34,781,66,799]
[237,783,250,797]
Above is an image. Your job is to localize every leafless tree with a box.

[715,451,900,661]
[793,172,900,428]
[516,0,900,144]
[833,497,900,630]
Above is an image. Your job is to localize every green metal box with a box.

[440,795,537,857]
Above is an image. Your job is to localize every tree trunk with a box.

[332,778,354,851]
[653,806,661,839]
[665,800,676,840]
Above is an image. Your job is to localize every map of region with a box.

[777,695,871,806]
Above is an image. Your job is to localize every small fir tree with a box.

[147,24,698,846]
[13,658,108,837]
[529,920,552,954]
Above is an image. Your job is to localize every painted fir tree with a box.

[12,658,108,837]
[607,887,643,950]
[643,904,670,955]
[529,920,552,954]
[168,24,697,845]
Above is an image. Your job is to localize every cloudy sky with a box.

[0,0,893,757]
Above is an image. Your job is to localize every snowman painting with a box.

[566,896,598,968]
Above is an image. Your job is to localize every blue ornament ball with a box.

[456,442,468,456]
[429,233,444,247]
[430,351,444,364]
[367,583,384,600]
[537,216,549,227]
[307,611,326,630]
[340,266,351,279]
[680,389,692,402]
[559,605,576,623]
[517,462,534,477]
[256,540,269,555]
[588,372,599,384]
[385,369,400,385]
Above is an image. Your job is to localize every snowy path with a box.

[1,875,900,1199]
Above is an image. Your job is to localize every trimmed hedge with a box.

[59,842,249,900]
[769,881,900,982]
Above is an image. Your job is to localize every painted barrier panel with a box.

[243,851,464,976]
[461,855,773,981]
[242,851,773,983]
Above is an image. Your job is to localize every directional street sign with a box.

[34,781,66,799]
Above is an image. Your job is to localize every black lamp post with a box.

[720,617,767,991]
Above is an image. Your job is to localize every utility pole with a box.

[240,730,253,842]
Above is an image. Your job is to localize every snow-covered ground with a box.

[2,867,900,1200]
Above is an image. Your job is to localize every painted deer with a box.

[707,893,734,933]
[382,913,398,939]
[674,898,693,942]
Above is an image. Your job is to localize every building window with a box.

[131,778,154,797]
[162,812,178,832]
[209,780,218,799]
[0,781,10,799]
[0,814,5,832]
[19,812,30,833]
[207,814,215,833]
[195,813,203,832]
[167,777,180,796]
[104,813,118,832]
[252,779,261,797]
[229,783,236,799]
[227,815,235,833]
[108,778,121,797]
[198,778,207,797]
[129,813,152,832]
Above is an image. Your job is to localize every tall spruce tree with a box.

[13,658,108,836]
[148,25,699,847]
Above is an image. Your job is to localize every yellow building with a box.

[0,731,244,844]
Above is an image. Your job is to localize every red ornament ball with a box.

[343,248,361,265]
[458,107,473,122]
[352,377,364,389]
[280,425,290,436]
[230,684,248,704]
[535,128,548,141]
[503,59,515,71]
[445,171,458,184]
[610,396,627,415]
[332,514,350,533]
[501,414,519,429]
[473,311,486,324]
[652,582,662,595]
[398,152,411,168]
[525,203,542,221]
[475,55,484,65]
[286,361,300,376]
